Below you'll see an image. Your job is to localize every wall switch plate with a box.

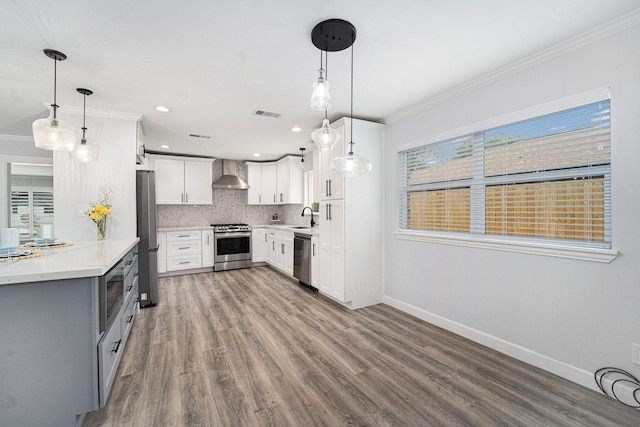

[141,293,148,301]
[632,344,640,366]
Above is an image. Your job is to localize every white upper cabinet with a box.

[246,157,302,205]
[152,156,213,205]
[276,156,303,204]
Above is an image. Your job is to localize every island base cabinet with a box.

[98,314,124,407]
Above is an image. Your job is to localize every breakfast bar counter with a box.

[0,238,139,285]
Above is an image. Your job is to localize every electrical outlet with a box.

[632,344,640,366]
[141,292,148,301]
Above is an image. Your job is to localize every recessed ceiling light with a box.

[160,144,171,149]
[253,153,261,157]
[155,105,171,113]
[290,126,302,132]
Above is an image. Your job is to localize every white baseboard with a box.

[382,295,598,393]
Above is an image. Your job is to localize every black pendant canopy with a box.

[311,19,356,52]
[43,48,67,62]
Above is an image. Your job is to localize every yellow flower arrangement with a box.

[85,185,112,240]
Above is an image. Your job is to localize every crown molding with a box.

[0,134,33,143]
[49,103,144,122]
[385,8,640,124]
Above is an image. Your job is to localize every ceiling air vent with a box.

[252,109,281,119]
[187,133,211,140]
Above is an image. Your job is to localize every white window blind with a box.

[399,99,611,249]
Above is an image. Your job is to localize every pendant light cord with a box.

[348,41,354,155]
[52,56,58,119]
[81,92,87,140]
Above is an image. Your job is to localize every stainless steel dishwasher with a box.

[293,233,312,288]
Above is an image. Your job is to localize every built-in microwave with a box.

[99,259,125,333]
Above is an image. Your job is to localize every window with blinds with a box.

[398,99,611,249]
[10,190,54,240]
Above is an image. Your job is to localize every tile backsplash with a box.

[156,161,311,228]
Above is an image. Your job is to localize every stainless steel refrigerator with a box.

[136,170,159,307]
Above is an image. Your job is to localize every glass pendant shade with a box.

[311,118,340,151]
[310,69,331,111]
[330,147,372,178]
[32,112,77,151]
[69,138,99,162]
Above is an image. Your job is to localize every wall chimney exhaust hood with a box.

[212,160,249,190]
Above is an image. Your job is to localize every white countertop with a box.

[157,224,318,235]
[0,238,140,286]
[157,226,213,232]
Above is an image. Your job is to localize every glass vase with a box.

[97,220,107,240]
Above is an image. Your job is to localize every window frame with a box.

[395,88,618,263]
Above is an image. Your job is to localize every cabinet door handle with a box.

[273,194,276,203]
[206,235,210,245]
[186,193,189,203]
[112,339,122,354]
[325,180,329,196]
[127,315,134,324]
[312,243,316,256]
[272,241,275,250]
[328,179,332,196]
[259,194,261,203]
[127,285,133,291]
[280,193,283,202]
[281,243,284,254]
[179,246,190,250]
[328,203,332,221]
[325,204,329,221]
[181,193,184,203]
[179,261,190,265]
[264,234,267,242]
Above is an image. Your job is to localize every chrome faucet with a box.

[301,206,315,227]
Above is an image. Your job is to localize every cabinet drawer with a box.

[167,240,201,256]
[98,316,124,407]
[121,282,138,345]
[167,254,202,271]
[123,262,138,305]
[167,230,202,241]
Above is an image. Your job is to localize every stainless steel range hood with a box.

[212,160,249,190]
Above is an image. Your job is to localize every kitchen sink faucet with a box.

[301,206,315,227]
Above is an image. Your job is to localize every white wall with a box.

[54,111,139,241]
[383,23,640,391]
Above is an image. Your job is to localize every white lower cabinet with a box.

[202,229,214,268]
[265,229,294,277]
[252,228,267,263]
[166,230,202,272]
[319,200,345,300]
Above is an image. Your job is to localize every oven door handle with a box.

[214,232,252,238]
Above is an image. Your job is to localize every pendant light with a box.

[69,88,99,162]
[32,49,77,151]
[310,19,355,152]
[298,147,306,170]
[311,110,340,151]
[310,50,330,111]
[330,39,372,177]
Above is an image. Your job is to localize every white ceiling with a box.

[2,1,638,161]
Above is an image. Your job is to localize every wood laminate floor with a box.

[83,267,640,426]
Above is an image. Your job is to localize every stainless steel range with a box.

[212,223,252,271]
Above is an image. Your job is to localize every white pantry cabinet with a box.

[152,155,213,205]
[316,118,385,309]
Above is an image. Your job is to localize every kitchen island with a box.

[0,238,139,427]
